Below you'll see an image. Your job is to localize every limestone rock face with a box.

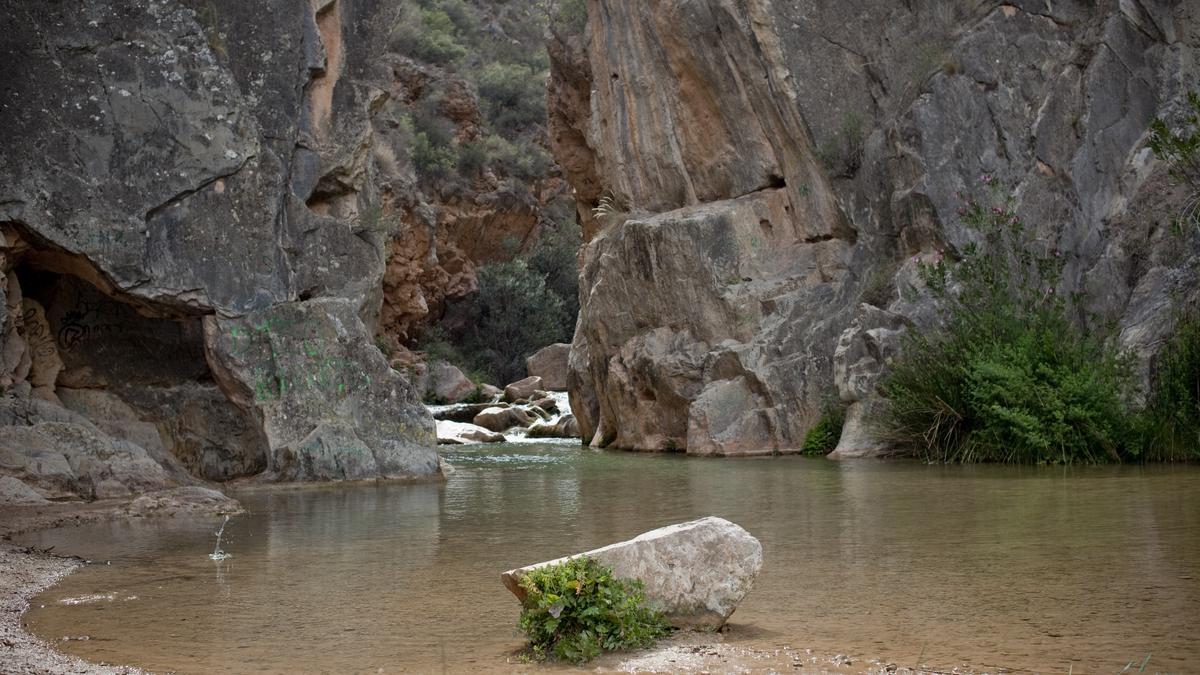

[0,0,441,486]
[551,0,1200,456]
[502,516,763,629]
[526,343,571,391]
[205,299,437,482]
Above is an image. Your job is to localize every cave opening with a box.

[4,233,268,484]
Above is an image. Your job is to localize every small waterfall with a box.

[209,515,232,561]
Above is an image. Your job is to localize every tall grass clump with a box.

[882,180,1140,464]
[517,556,670,664]
[1139,312,1200,460]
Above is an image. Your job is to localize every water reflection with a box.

[19,446,1200,673]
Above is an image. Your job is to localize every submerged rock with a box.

[501,516,762,629]
[123,487,243,517]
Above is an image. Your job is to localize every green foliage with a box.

[353,205,402,237]
[518,556,670,664]
[882,181,1142,463]
[1149,92,1200,189]
[1139,312,1200,461]
[526,211,581,330]
[802,404,846,456]
[391,5,468,64]
[477,62,547,133]
[549,0,588,35]
[432,259,570,385]
[1149,91,1200,229]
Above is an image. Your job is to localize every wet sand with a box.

[1,501,142,674]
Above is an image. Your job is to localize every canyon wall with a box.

[551,0,1200,454]
[0,0,443,499]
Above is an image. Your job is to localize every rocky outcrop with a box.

[501,516,763,629]
[551,0,1200,455]
[526,343,571,391]
[0,0,441,493]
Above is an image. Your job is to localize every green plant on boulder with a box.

[882,180,1141,464]
[517,556,670,664]
[802,404,846,456]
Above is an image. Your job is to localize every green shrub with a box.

[1139,312,1200,460]
[802,404,845,456]
[882,181,1141,463]
[549,0,588,35]
[475,62,547,132]
[526,212,581,334]
[451,257,568,384]
[483,135,550,181]
[518,556,670,664]
[391,5,468,64]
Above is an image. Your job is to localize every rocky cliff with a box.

[0,0,445,498]
[551,0,1200,454]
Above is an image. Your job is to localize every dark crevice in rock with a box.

[143,154,257,225]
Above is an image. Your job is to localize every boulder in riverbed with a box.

[427,361,477,404]
[501,516,762,629]
[526,414,581,439]
[503,376,544,403]
[436,420,506,445]
[473,406,537,432]
[123,486,243,517]
[526,343,570,391]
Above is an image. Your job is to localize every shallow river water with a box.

[19,445,1200,673]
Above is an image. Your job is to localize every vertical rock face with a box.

[550,0,1200,454]
[553,0,856,453]
[0,0,440,494]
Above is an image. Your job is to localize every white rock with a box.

[436,420,505,445]
[501,516,762,629]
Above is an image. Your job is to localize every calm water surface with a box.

[19,445,1200,673]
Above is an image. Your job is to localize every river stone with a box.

[526,343,571,391]
[501,516,762,629]
[427,361,476,404]
[526,414,580,439]
[432,402,505,423]
[123,486,244,517]
[503,376,544,403]
[473,406,536,433]
[436,420,505,445]
[0,476,48,505]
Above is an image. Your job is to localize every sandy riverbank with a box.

[1,500,143,674]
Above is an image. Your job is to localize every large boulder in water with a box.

[526,344,571,391]
[436,420,505,445]
[503,376,544,403]
[526,414,581,439]
[501,516,762,629]
[474,406,536,433]
[426,361,477,404]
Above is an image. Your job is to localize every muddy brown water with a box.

[17,445,1200,673]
